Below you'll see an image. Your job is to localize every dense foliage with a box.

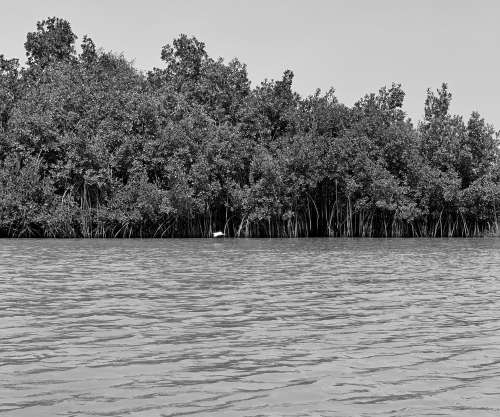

[1,18,499,237]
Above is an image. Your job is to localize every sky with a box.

[2,0,499,128]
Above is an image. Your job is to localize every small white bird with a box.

[213,231,225,238]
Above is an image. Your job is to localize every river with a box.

[1,238,500,416]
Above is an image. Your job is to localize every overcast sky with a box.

[2,0,499,128]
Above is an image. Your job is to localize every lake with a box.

[1,238,500,416]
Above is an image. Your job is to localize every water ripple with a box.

[1,238,500,416]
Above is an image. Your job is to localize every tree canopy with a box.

[1,17,499,237]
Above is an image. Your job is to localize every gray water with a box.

[1,239,500,417]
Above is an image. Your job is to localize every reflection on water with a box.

[1,238,500,416]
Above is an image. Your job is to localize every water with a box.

[1,238,500,416]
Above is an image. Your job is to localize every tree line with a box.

[1,17,499,237]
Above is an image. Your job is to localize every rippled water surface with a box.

[2,238,500,416]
